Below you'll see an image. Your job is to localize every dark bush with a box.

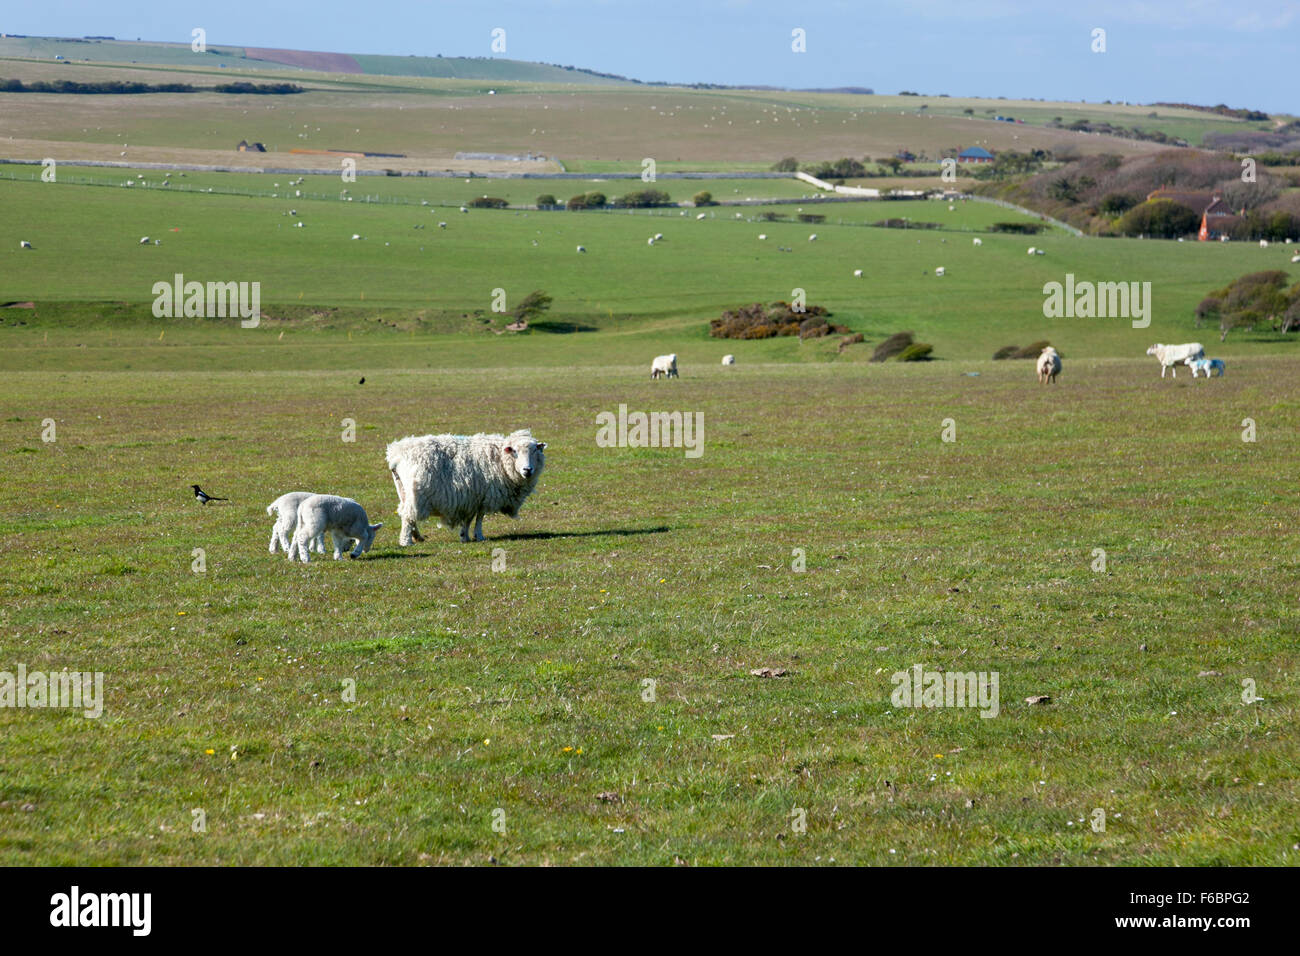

[469,196,508,209]
[1010,340,1052,359]
[614,189,673,208]
[1115,199,1200,238]
[797,213,826,224]
[771,157,799,172]
[535,194,557,207]
[871,331,914,362]
[992,345,1020,360]
[710,301,831,339]
[692,191,715,206]
[989,221,1045,234]
[838,332,865,353]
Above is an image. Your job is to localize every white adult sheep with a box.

[287,494,383,562]
[654,233,663,241]
[19,240,31,249]
[386,430,546,546]
[1259,239,1269,248]
[1146,342,1204,378]
[1291,253,1300,264]
[576,245,586,253]
[438,221,447,229]
[722,354,735,365]
[758,234,767,240]
[1027,247,1037,255]
[266,492,326,555]
[1036,346,1061,384]
[647,237,656,246]
[972,238,982,246]
[853,269,863,277]
[651,353,678,379]
[808,233,818,242]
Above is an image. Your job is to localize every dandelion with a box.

[562,746,573,753]
[204,749,214,755]
[483,739,490,746]
[177,611,187,616]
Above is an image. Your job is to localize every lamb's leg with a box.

[473,515,484,542]
[269,526,279,553]
[330,530,347,560]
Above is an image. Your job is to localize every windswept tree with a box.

[507,290,553,332]
[1195,270,1299,341]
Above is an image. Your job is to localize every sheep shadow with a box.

[494,525,670,542]
[364,526,670,557]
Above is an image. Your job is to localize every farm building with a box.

[957,146,994,163]
[1143,188,1241,240]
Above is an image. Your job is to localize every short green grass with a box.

[1,354,1297,865]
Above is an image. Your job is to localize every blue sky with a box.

[7,1,1298,112]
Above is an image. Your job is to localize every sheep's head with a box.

[503,432,546,483]
[1146,344,1164,355]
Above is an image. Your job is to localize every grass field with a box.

[2,354,1297,865]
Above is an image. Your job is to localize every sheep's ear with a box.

[504,446,514,455]
[537,442,546,451]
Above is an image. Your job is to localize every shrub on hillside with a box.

[1196,270,1300,339]
[1116,199,1200,238]
[1011,340,1052,359]
[797,213,826,224]
[709,301,832,339]
[989,221,1045,234]
[535,194,558,207]
[871,331,914,362]
[896,343,934,361]
[692,191,715,206]
[992,345,1020,360]
[566,192,607,210]
[469,196,509,209]
[614,189,673,208]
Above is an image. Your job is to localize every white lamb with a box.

[1186,357,1225,378]
[1036,346,1061,384]
[386,430,546,546]
[266,492,327,555]
[972,238,982,246]
[287,494,383,562]
[1146,342,1205,378]
[651,353,678,379]
[722,354,736,365]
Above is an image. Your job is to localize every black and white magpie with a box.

[191,485,227,505]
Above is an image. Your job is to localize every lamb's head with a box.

[502,431,547,484]
[1146,344,1164,356]
[352,522,383,556]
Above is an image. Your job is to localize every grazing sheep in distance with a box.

[853,269,863,277]
[139,236,150,244]
[1187,357,1225,378]
[267,492,326,555]
[935,267,945,276]
[758,234,767,240]
[1147,342,1204,378]
[696,213,706,220]
[647,237,656,246]
[576,245,586,253]
[1027,247,1036,255]
[19,240,31,249]
[1036,346,1061,384]
[1291,253,1300,263]
[1036,248,1045,255]
[651,353,679,379]
[722,354,735,365]
[438,222,447,229]
[1259,239,1269,248]
[808,233,818,241]
[386,430,546,545]
[654,233,663,241]
[287,494,382,562]
[972,238,982,246]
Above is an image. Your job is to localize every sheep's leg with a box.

[330,530,347,559]
[269,526,280,553]
[459,523,471,543]
[412,523,424,542]
[473,515,484,542]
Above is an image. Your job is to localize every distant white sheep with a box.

[1036,248,1045,255]
[647,237,656,246]
[1036,346,1061,384]
[1187,357,1225,378]
[576,245,586,253]
[438,222,447,229]
[972,238,982,246]
[722,354,735,365]
[935,266,945,277]
[351,234,362,240]
[139,236,150,245]
[696,213,706,220]
[1259,239,1269,248]
[1291,253,1300,263]
[654,233,663,241]
[758,234,767,240]
[1027,247,1037,255]
[287,494,383,562]
[853,269,863,277]
[267,492,326,555]
[19,240,31,249]
[386,430,546,545]
[1147,342,1204,378]
[651,353,678,379]
[808,233,818,242]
